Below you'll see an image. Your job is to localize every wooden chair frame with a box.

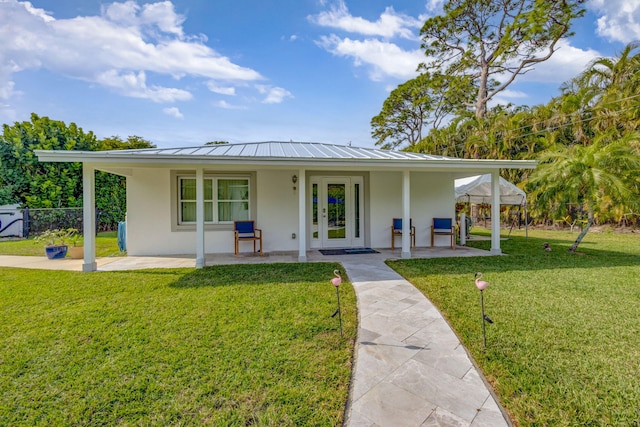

[431,217,455,250]
[234,220,263,256]
[391,218,415,250]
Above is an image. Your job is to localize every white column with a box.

[401,170,411,259]
[82,163,97,272]
[195,167,205,268]
[298,170,307,262]
[490,170,502,255]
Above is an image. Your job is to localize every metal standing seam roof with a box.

[96,141,453,161]
[34,141,538,170]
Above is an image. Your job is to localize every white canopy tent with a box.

[455,174,527,238]
[455,174,526,205]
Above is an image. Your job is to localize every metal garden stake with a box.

[474,272,493,347]
[331,269,343,336]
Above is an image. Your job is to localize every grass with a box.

[0,263,356,426]
[0,231,123,257]
[388,228,640,426]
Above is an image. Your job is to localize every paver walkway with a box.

[339,257,510,426]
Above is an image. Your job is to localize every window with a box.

[178,176,249,224]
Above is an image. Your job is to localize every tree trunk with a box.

[476,61,489,120]
[569,214,594,253]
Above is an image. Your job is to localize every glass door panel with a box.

[312,183,319,239]
[327,183,346,240]
[310,176,364,249]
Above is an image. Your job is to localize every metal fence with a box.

[0,207,125,238]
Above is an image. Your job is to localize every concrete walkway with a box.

[0,249,511,426]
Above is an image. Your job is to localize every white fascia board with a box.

[34,150,537,170]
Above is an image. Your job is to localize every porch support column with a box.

[401,170,411,259]
[82,163,97,272]
[490,170,502,255]
[195,167,205,268]
[298,169,307,262]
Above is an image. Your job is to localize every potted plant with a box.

[66,228,84,259]
[34,228,71,259]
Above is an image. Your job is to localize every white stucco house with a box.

[35,141,536,272]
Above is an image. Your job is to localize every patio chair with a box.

[391,218,415,250]
[234,220,263,256]
[431,217,455,250]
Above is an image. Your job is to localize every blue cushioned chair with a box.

[391,218,415,250]
[431,217,455,250]
[234,220,263,256]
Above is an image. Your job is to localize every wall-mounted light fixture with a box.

[292,175,298,190]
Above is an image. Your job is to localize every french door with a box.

[310,176,364,248]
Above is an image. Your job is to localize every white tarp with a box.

[455,174,526,206]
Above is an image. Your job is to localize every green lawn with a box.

[0,232,123,257]
[0,263,356,426]
[3,229,639,425]
[389,228,640,426]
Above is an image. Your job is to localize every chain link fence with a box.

[0,207,125,239]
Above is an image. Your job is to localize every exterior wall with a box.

[125,167,300,256]
[125,167,457,255]
[255,170,299,253]
[369,172,402,249]
[369,171,455,248]
[126,168,194,256]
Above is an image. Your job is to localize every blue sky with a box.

[0,0,636,149]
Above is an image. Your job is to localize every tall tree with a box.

[371,73,462,149]
[419,0,585,120]
[0,115,157,230]
[99,135,155,150]
[0,113,97,207]
[527,133,640,252]
[579,42,640,136]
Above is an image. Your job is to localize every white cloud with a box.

[94,70,192,102]
[256,85,294,104]
[206,82,236,96]
[426,0,445,13]
[309,0,421,39]
[590,0,640,43]
[214,100,246,109]
[163,106,184,119]
[0,79,18,101]
[498,89,528,99]
[317,35,423,80]
[490,89,529,107]
[310,1,425,82]
[21,1,54,22]
[139,1,185,37]
[0,0,265,103]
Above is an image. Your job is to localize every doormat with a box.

[319,248,379,255]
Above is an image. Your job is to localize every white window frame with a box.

[177,175,251,225]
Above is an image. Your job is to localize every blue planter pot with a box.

[45,245,68,259]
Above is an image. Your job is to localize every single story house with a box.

[35,141,536,272]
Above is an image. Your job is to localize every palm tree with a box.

[575,42,640,135]
[527,132,640,252]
